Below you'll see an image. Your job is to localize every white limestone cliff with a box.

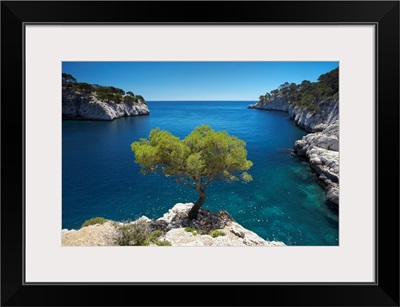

[249,97,339,206]
[62,88,150,120]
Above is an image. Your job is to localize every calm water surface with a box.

[62,101,338,245]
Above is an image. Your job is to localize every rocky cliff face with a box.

[249,97,339,206]
[249,96,290,112]
[62,203,285,247]
[294,127,339,206]
[62,88,150,120]
[288,98,339,133]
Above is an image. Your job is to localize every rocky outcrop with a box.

[62,221,120,246]
[293,117,339,205]
[248,96,290,111]
[250,97,339,206]
[288,98,339,132]
[156,203,284,246]
[62,203,285,247]
[62,88,150,120]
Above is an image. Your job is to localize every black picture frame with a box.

[1,1,399,306]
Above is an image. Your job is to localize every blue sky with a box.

[62,62,338,101]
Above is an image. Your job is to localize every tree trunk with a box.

[188,188,206,220]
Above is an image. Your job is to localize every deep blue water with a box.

[62,101,338,245]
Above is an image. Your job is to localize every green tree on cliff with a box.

[131,125,253,219]
[62,73,77,84]
[135,95,146,104]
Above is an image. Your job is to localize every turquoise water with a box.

[62,101,338,245]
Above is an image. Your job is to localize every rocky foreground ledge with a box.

[62,203,285,247]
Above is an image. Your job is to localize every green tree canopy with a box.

[131,125,253,219]
[76,82,94,93]
[62,72,146,105]
[123,95,135,103]
[135,95,145,104]
[62,73,77,84]
[256,67,339,111]
[318,67,338,93]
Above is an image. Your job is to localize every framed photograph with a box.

[2,1,399,306]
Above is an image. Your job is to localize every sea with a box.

[62,101,339,245]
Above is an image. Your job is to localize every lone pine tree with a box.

[131,125,253,219]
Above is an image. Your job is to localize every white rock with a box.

[136,216,151,223]
[158,203,193,223]
[159,207,286,246]
[251,97,340,206]
[62,89,150,120]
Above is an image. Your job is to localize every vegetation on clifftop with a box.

[117,222,171,246]
[82,217,108,227]
[62,73,146,104]
[257,67,339,110]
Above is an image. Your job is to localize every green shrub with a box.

[114,94,123,103]
[76,82,94,93]
[123,95,135,103]
[209,229,226,238]
[305,104,320,111]
[118,223,150,246]
[82,217,107,227]
[184,227,198,236]
[149,230,163,241]
[149,230,171,246]
[117,224,170,246]
[154,240,171,246]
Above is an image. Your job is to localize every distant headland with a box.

[62,73,150,120]
[249,68,339,206]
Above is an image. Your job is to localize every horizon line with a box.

[146,100,258,102]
